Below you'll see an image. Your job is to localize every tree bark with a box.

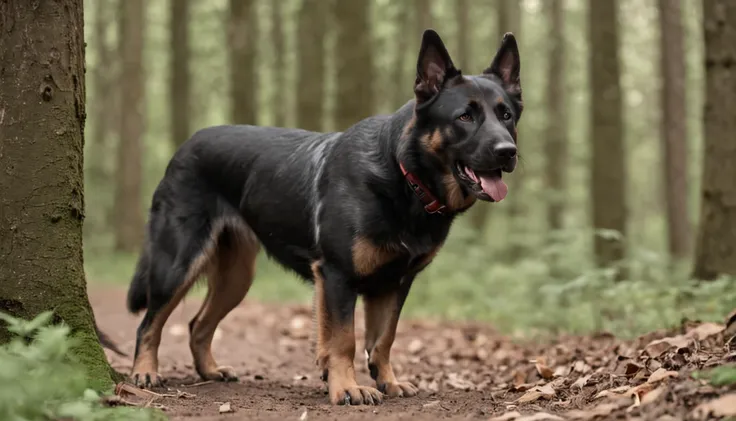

[0,0,114,390]
[228,0,258,125]
[170,0,191,147]
[296,0,327,132]
[692,0,736,280]
[589,0,627,273]
[456,0,470,73]
[334,0,374,130]
[114,0,145,252]
[658,0,691,261]
[545,0,567,232]
[271,0,286,128]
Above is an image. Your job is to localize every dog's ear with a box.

[484,32,521,94]
[414,29,459,104]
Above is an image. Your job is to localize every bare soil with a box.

[90,286,736,421]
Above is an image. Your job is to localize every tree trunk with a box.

[114,0,145,252]
[228,0,258,125]
[170,0,191,148]
[296,0,327,132]
[334,0,374,130]
[415,0,432,32]
[0,0,114,390]
[456,0,470,74]
[498,0,525,258]
[692,0,736,280]
[589,0,627,274]
[390,2,412,111]
[658,0,691,261]
[545,0,567,232]
[90,0,115,184]
[271,0,286,128]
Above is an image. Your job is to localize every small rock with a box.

[218,402,235,414]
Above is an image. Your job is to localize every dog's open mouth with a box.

[455,163,508,202]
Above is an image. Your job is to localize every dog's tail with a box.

[95,323,127,356]
[126,245,150,314]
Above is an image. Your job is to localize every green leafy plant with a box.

[693,365,736,387]
[0,311,161,421]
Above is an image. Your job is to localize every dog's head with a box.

[409,29,522,203]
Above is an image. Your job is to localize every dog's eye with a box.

[502,111,512,121]
[458,113,473,122]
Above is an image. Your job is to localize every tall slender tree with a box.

[90,0,116,183]
[296,0,328,131]
[545,0,567,232]
[334,0,374,130]
[271,1,286,127]
[657,0,691,261]
[114,0,146,252]
[589,0,627,274]
[692,0,736,280]
[170,0,191,148]
[390,2,412,111]
[228,0,257,125]
[0,0,115,389]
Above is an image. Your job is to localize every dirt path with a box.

[90,286,736,421]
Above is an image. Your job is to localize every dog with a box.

[125,29,523,406]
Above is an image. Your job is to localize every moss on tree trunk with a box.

[0,0,114,391]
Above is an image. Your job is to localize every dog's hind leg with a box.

[188,222,259,382]
[363,274,418,398]
[131,231,212,388]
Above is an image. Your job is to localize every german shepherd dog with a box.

[126,29,522,405]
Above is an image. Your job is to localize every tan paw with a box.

[131,371,164,389]
[198,365,239,382]
[330,384,384,406]
[379,380,419,398]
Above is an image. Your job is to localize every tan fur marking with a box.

[496,96,504,104]
[131,217,257,386]
[401,115,416,140]
[189,231,259,381]
[351,237,403,277]
[312,261,382,405]
[364,292,418,398]
[443,173,476,211]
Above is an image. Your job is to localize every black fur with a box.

[126,29,524,399]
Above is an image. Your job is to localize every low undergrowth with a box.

[0,311,160,421]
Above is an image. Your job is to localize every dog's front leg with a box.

[363,274,418,398]
[312,261,383,405]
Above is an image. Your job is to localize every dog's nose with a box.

[493,143,517,160]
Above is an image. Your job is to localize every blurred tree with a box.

[658,0,691,261]
[271,1,286,128]
[0,0,115,390]
[90,0,117,184]
[589,0,627,275]
[498,0,525,259]
[391,1,412,111]
[456,0,470,70]
[114,0,145,252]
[415,0,433,32]
[296,0,326,131]
[545,0,567,233]
[334,0,374,130]
[170,0,191,147]
[692,0,736,280]
[228,0,257,125]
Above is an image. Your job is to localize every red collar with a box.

[399,162,447,215]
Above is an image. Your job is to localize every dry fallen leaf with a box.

[407,338,424,354]
[573,360,592,374]
[515,413,565,421]
[685,322,724,340]
[299,409,308,421]
[531,357,555,380]
[514,382,556,404]
[571,374,592,390]
[690,393,736,419]
[644,335,691,358]
[593,385,632,400]
[647,367,679,384]
[219,402,235,414]
[640,385,666,406]
[422,400,441,409]
[489,411,521,421]
[566,401,629,421]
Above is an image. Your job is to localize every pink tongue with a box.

[480,175,508,202]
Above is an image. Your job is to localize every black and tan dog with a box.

[126,29,523,405]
